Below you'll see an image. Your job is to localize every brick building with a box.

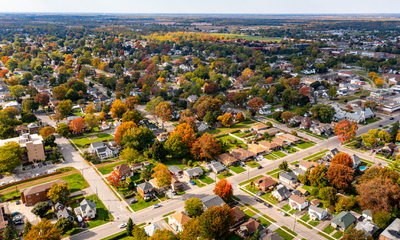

[20,179,66,206]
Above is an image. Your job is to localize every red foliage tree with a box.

[334,119,358,144]
[69,117,85,134]
[331,152,353,168]
[107,171,121,187]
[327,164,354,190]
[191,133,221,160]
[214,179,233,202]
[265,77,273,84]
[34,93,50,109]
[247,97,265,111]
[299,86,310,96]
[204,82,219,94]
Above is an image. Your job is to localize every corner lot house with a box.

[252,176,277,192]
[112,164,132,180]
[184,167,203,179]
[168,211,190,232]
[248,144,267,156]
[89,141,119,160]
[331,211,357,231]
[137,182,155,198]
[309,205,328,220]
[20,179,66,206]
[144,223,162,237]
[379,218,400,240]
[259,141,279,151]
[57,208,74,222]
[74,199,97,219]
[168,166,183,176]
[201,195,225,210]
[289,195,308,210]
[277,134,301,144]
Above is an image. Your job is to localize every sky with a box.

[1,0,400,14]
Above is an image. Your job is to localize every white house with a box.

[168,211,191,232]
[144,223,162,237]
[309,205,328,220]
[289,195,308,211]
[89,141,119,160]
[271,185,291,202]
[74,199,97,219]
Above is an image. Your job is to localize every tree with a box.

[141,167,152,182]
[279,160,288,171]
[24,219,62,240]
[0,141,23,173]
[204,111,217,126]
[53,86,67,100]
[107,171,121,187]
[149,229,177,240]
[281,111,294,123]
[375,77,384,87]
[356,176,400,214]
[272,111,282,121]
[39,126,55,138]
[84,113,99,131]
[361,129,379,149]
[34,93,50,109]
[253,229,260,240]
[152,163,171,189]
[217,113,233,127]
[69,117,85,134]
[125,97,139,111]
[127,218,134,236]
[328,86,337,99]
[85,103,97,114]
[331,152,353,168]
[114,121,138,145]
[156,102,172,128]
[9,85,25,99]
[169,123,196,148]
[23,219,32,237]
[245,109,253,120]
[146,96,164,120]
[122,111,141,124]
[57,99,72,117]
[191,134,221,160]
[56,123,71,136]
[334,119,358,144]
[132,224,148,240]
[379,130,391,143]
[373,211,392,229]
[120,147,140,164]
[335,197,355,213]
[55,217,73,234]
[152,140,167,162]
[310,104,335,123]
[31,202,51,217]
[327,164,354,190]
[199,204,234,240]
[214,179,233,202]
[3,225,11,240]
[177,217,201,240]
[122,126,155,151]
[342,226,369,240]
[22,98,39,113]
[359,167,400,184]
[47,183,71,204]
[184,198,204,217]
[309,164,328,187]
[248,97,265,111]
[319,187,338,206]
[298,168,310,185]
[110,99,127,119]
[235,112,244,122]
[165,134,189,158]
[3,107,20,118]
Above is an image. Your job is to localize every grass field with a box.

[199,175,215,184]
[229,165,246,174]
[72,133,114,148]
[295,142,316,149]
[207,120,256,135]
[257,216,271,226]
[323,226,335,234]
[219,135,247,152]
[275,228,294,240]
[218,172,233,179]
[304,149,329,161]
[332,231,343,239]
[246,161,260,168]
[281,204,291,212]
[210,33,282,42]
[130,198,161,212]
[192,179,206,187]
[244,209,256,220]
[86,195,113,229]
[98,160,126,175]
[62,173,90,192]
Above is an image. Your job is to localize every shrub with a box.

[187,160,192,167]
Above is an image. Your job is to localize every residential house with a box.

[201,195,225,210]
[383,73,400,85]
[248,144,268,156]
[236,218,263,238]
[20,179,66,206]
[261,232,284,240]
[0,133,46,162]
[251,123,269,132]
[310,123,334,136]
[252,176,277,192]
[308,205,328,220]
[259,128,279,137]
[57,208,74,222]
[279,172,298,185]
[379,218,400,240]
[15,125,28,135]
[168,166,183,176]
[299,117,311,129]
[184,167,203,179]
[277,134,301,144]
[289,195,309,210]
[292,168,305,176]
[112,164,132,180]
[331,211,357,231]
[187,95,198,103]
[156,132,168,142]
[149,178,165,194]
[288,116,303,126]
[197,122,209,132]
[362,210,373,221]
[259,141,280,151]
[231,148,255,162]
[137,182,155,199]
[209,161,225,174]
[271,185,291,202]
[295,186,309,196]
[355,220,379,236]
[88,141,119,160]
[299,160,318,171]
[216,153,238,166]
[232,206,246,226]
[130,163,143,172]
[351,154,361,168]
[168,211,190,232]
[144,223,162,237]
[272,138,289,147]
[338,71,355,78]
[324,148,340,161]
[171,175,183,192]
[27,123,40,134]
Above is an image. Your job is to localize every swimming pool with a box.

[359,166,367,171]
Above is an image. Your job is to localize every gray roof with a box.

[96,147,108,154]
[91,141,104,149]
[201,194,225,209]
[362,210,372,218]
[138,182,153,191]
[355,221,378,236]
[293,168,305,176]
[168,166,183,175]
[211,162,225,172]
[309,205,326,215]
[331,211,356,230]
[279,172,297,182]
[184,167,203,177]
[58,208,74,220]
[273,186,291,198]
[80,199,96,212]
[381,218,400,240]
[144,223,162,237]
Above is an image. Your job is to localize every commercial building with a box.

[0,133,45,162]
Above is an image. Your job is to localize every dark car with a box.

[379,124,383,127]
[130,198,138,204]
[257,165,263,169]
[390,117,395,120]
[264,202,271,208]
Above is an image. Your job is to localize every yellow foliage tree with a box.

[110,99,127,119]
[217,113,233,127]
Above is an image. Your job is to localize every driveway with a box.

[8,201,39,225]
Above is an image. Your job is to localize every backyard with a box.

[130,195,161,212]
[218,135,247,152]
[61,173,90,192]
[71,133,114,148]
[206,120,256,135]
[85,195,114,229]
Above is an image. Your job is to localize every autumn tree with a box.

[214,179,233,202]
[107,171,121,187]
[114,121,138,145]
[335,197,355,213]
[177,217,201,240]
[334,119,358,144]
[155,102,172,128]
[180,109,196,125]
[2,107,20,118]
[56,123,71,137]
[342,226,369,240]
[110,99,127,119]
[47,183,71,204]
[152,140,167,162]
[358,167,400,184]
[24,220,61,240]
[235,112,244,122]
[40,126,55,138]
[125,96,139,110]
[319,187,338,207]
[373,211,392,229]
[327,164,354,190]
[22,98,39,113]
[149,229,177,240]
[120,147,140,164]
[57,99,72,117]
[69,117,85,134]
[265,77,273,84]
[165,133,189,158]
[122,126,155,151]
[199,204,235,240]
[85,103,97,114]
[0,141,23,173]
[281,111,294,123]
[184,198,204,217]
[191,134,221,160]
[309,164,328,187]
[379,130,391,143]
[331,152,353,168]
[361,129,379,149]
[84,113,99,131]
[248,97,265,111]
[34,93,50,110]
[217,113,233,127]
[52,86,67,100]
[9,85,25,99]
[122,111,141,125]
[152,163,172,189]
[170,123,196,148]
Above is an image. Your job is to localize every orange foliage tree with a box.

[155,102,172,128]
[114,121,138,145]
[69,117,85,134]
[125,97,139,111]
[191,133,221,160]
[179,109,196,125]
[235,112,244,122]
[170,123,196,148]
[39,126,55,138]
[214,179,233,202]
[334,119,358,144]
[217,113,233,127]
[110,99,127,119]
[247,97,265,111]
[331,152,353,168]
[107,171,121,187]
[265,77,273,84]
[327,164,354,190]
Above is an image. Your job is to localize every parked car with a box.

[11,212,20,217]
[38,164,42,168]
[189,180,196,185]
[118,223,127,228]
[390,117,395,120]
[257,165,263,169]
[130,198,138,204]
[264,202,271,208]
[278,211,286,216]
[42,162,47,166]
[153,204,161,209]
[379,124,383,127]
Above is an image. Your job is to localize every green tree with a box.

[279,160,288,171]
[328,87,337,99]
[84,113,99,131]
[298,168,310,185]
[318,187,337,207]
[122,111,141,124]
[152,140,168,162]
[57,99,72,117]
[22,98,39,113]
[127,218,133,236]
[140,167,152,182]
[253,229,260,240]
[204,111,217,126]
[184,198,204,217]
[165,134,189,158]
[373,211,392,229]
[0,141,23,173]
[120,147,140,164]
[309,165,328,187]
[2,225,12,240]
[9,85,25,98]
[31,202,51,217]
[47,183,71,204]
[122,127,155,151]
[310,103,336,123]
[177,217,201,240]
[55,217,73,234]
[56,123,71,136]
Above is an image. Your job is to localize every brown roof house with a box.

[258,128,279,137]
[149,178,166,194]
[168,211,191,232]
[289,195,309,211]
[272,138,289,147]
[259,141,280,151]
[20,179,66,206]
[216,153,238,166]
[171,175,184,192]
[252,176,277,192]
[277,134,301,144]
[248,144,267,156]
[15,125,28,135]
[237,218,263,238]
[251,123,269,132]
[232,206,245,226]
[231,148,255,162]
[299,160,318,171]
[112,164,132,180]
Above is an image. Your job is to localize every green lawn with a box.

[282,226,298,236]
[98,160,127,175]
[274,151,288,157]
[207,120,256,135]
[271,171,281,179]
[159,158,188,172]
[257,216,271,226]
[360,117,381,126]
[229,165,246,174]
[130,198,161,212]
[218,172,233,179]
[323,226,335,234]
[267,168,281,175]
[297,220,312,229]
[246,161,260,168]
[246,204,260,213]
[294,142,316,149]
[199,175,215,184]
[332,231,343,239]
[318,232,335,240]
[303,149,329,161]
[290,161,300,166]
[219,135,247,152]
[0,190,20,202]
[309,220,320,227]
[275,228,294,240]
[262,214,276,223]
[209,33,282,42]
[288,209,299,215]
[85,195,113,229]
[261,192,279,205]
[61,173,90,193]
[191,179,206,187]
[244,209,256,220]
[238,175,264,186]
[281,204,291,212]
[72,133,114,148]
[300,214,310,222]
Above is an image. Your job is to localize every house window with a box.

[36,193,40,196]
[28,195,31,198]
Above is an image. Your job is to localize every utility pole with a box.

[293,214,297,232]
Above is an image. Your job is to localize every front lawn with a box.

[323,226,335,234]
[261,192,278,205]
[281,204,291,212]
[275,228,294,240]
[229,165,246,174]
[199,175,215,184]
[130,196,161,212]
[274,151,288,158]
[218,172,233,179]
[244,209,256,220]
[72,133,114,148]
[192,179,206,187]
[85,195,113,229]
[98,160,127,175]
[309,220,320,227]
[246,161,260,168]
[294,142,316,150]
[206,120,256,135]
[290,161,299,166]
[333,231,343,239]
[266,168,280,175]
[257,216,271,226]
[62,173,90,193]
[303,149,329,161]
[300,214,310,222]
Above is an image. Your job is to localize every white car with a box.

[118,223,127,228]
[153,204,161,209]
